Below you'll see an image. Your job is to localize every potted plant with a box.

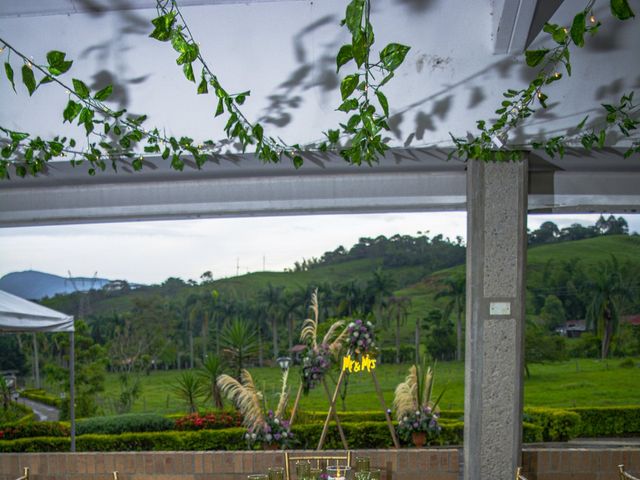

[217,368,293,449]
[393,362,443,447]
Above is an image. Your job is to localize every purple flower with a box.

[274,433,282,440]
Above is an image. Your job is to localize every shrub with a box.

[174,412,242,430]
[20,389,61,408]
[569,406,640,437]
[618,358,636,368]
[524,407,581,441]
[76,413,174,435]
[0,421,69,440]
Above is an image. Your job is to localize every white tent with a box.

[0,290,76,451]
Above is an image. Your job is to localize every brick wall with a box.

[0,448,638,480]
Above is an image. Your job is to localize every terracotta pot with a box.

[411,431,426,448]
[262,442,279,450]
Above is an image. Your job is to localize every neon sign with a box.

[342,354,376,373]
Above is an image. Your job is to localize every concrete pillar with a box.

[464,159,528,480]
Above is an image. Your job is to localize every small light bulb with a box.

[537,91,542,99]
[590,15,596,24]
[0,46,5,54]
[554,72,561,79]
[65,89,70,95]
[563,27,568,34]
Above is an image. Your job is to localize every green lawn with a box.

[99,358,639,416]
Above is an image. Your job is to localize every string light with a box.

[0,45,5,54]
[554,72,561,79]
[537,91,542,99]
[590,15,596,24]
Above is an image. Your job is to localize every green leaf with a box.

[379,72,394,87]
[525,49,549,67]
[576,115,589,129]
[9,131,29,142]
[336,44,353,72]
[253,124,264,143]
[379,43,410,71]
[197,76,208,94]
[570,12,586,47]
[94,85,113,101]
[352,29,368,68]
[183,63,195,82]
[340,74,359,100]
[345,0,365,35]
[292,155,304,168]
[611,0,635,20]
[327,129,340,144]
[162,147,170,160]
[63,100,82,123]
[72,78,90,99]
[337,98,359,112]
[598,129,606,148]
[376,90,389,117]
[46,50,73,75]
[235,91,250,105]
[149,12,176,41]
[4,62,16,93]
[215,98,224,117]
[21,65,37,96]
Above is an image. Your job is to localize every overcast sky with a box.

[0,213,638,285]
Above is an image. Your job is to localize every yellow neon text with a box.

[342,354,376,373]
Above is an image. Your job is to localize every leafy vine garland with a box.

[0,0,637,180]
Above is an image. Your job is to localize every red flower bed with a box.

[174,412,242,431]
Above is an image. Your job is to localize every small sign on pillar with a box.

[489,301,511,316]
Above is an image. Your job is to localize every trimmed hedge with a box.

[20,389,61,408]
[523,407,581,442]
[0,421,69,440]
[0,420,543,452]
[76,414,174,435]
[569,406,640,437]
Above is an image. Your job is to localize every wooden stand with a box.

[317,360,400,450]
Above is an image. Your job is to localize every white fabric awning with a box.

[0,290,74,332]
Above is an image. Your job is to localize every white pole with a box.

[70,330,76,452]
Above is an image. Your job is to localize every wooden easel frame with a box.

[316,357,400,450]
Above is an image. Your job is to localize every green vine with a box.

[0,0,637,179]
[0,38,218,179]
[318,0,410,165]
[451,0,638,162]
[150,0,305,167]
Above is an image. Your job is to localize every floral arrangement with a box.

[345,319,376,355]
[393,363,443,445]
[244,409,294,448]
[395,405,441,442]
[174,411,242,431]
[301,342,331,394]
[299,289,348,394]
[217,368,292,449]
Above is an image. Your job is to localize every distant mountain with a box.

[0,270,112,300]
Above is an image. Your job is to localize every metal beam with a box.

[494,0,565,54]
[1,149,639,228]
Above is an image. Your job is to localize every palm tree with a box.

[585,256,634,359]
[388,296,412,363]
[259,283,286,360]
[435,275,466,361]
[220,318,258,379]
[198,355,225,409]
[171,371,207,413]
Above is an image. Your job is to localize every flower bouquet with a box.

[345,319,376,355]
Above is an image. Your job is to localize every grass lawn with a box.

[99,358,639,416]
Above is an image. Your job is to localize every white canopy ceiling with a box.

[0,290,74,332]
